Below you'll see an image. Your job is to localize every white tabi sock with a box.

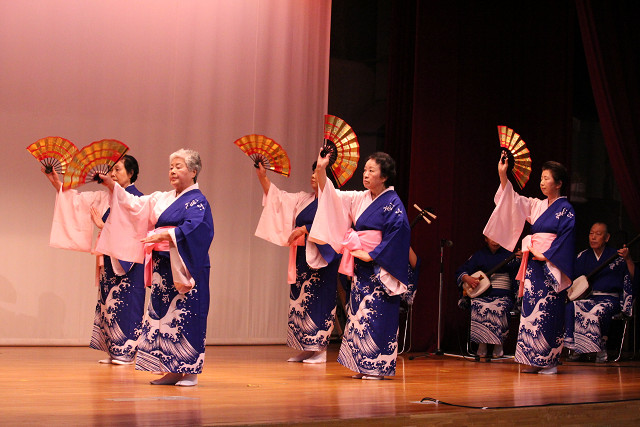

[111,358,134,365]
[302,350,327,364]
[493,344,504,358]
[287,351,315,362]
[477,343,487,357]
[362,375,384,380]
[175,374,198,387]
[150,373,184,385]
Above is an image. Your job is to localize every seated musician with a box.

[564,222,635,362]
[456,236,520,358]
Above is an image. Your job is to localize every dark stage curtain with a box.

[575,0,640,231]
[402,1,574,352]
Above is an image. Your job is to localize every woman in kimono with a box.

[43,155,145,365]
[483,154,575,374]
[95,149,214,387]
[310,151,411,380]
[254,162,340,363]
[456,236,519,358]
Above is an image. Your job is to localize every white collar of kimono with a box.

[175,182,199,198]
[547,195,567,206]
[592,248,604,261]
[370,185,394,200]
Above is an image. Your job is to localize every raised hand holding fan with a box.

[322,115,359,187]
[234,134,291,177]
[497,125,532,190]
[62,139,129,190]
[26,136,79,175]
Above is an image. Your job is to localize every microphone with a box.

[440,239,453,247]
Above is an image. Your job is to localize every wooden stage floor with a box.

[2,345,640,426]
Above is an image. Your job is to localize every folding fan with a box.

[322,115,359,187]
[497,125,532,190]
[26,136,79,175]
[62,139,129,190]
[233,134,291,177]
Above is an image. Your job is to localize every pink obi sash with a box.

[143,226,175,288]
[339,229,383,276]
[516,232,556,297]
[287,233,306,284]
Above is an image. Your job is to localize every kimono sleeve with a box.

[49,188,109,252]
[95,184,153,264]
[170,196,214,284]
[483,181,534,252]
[254,183,306,246]
[368,198,411,286]
[309,179,355,253]
[542,202,575,280]
[455,251,482,287]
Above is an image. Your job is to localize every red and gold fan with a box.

[26,136,79,176]
[62,139,129,190]
[234,134,291,177]
[497,125,532,190]
[321,115,359,187]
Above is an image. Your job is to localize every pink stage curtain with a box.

[0,1,331,345]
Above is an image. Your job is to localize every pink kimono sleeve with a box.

[482,181,532,252]
[94,184,151,264]
[254,183,306,246]
[308,179,353,254]
[49,189,109,252]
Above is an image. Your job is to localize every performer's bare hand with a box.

[316,148,330,170]
[529,246,547,261]
[618,245,630,260]
[351,250,372,262]
[90,207,105,229]
[462,274,480,289]
[498,151,509,187]
[287,227,307,245]
[41,166,62,191]
[515,249,523,259]
[141,231,172,244]
[98,173,115,191]
[256,162,267,179]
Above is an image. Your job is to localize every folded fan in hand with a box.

[322,115,359,187]
[62,139,129,190]
[234,134,291,177]
[497,125,532,190]
[26,136,79,175]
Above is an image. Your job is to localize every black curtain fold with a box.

[575,0,640,231]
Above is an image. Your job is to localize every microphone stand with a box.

[409,238,470,360]
[435,240,446,355]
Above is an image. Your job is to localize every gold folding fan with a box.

[62,139,129,190]
[233,134,291,177]
[322,115,359,187]
[26,136,79,175]
[497,125,532,190]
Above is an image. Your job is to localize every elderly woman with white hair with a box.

[96,148,214,387]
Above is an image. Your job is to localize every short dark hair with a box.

[367,152,396,187]
[122,154,139,183]
[541,160,569,195]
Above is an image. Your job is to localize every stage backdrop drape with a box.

[404,1,574,352]
[575,0,640,232]
[0,0,331,345]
